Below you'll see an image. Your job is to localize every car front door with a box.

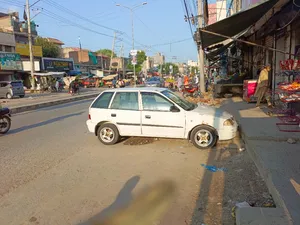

[141,92,185,138]
[109,91,141,136]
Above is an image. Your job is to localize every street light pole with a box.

[116,2,147,87]
[130,9,137,87]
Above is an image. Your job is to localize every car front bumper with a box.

[218,122,238,141]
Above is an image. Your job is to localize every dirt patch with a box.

[123,137,156,145]
[190,133,275,225]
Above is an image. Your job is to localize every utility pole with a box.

[120,43,125,79]
[78,36,82,63]
[110,32,116,73]
[26,0,35,90]
[197,0,205,93]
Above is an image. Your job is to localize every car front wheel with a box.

[6,93,12,99]
[191,125,218,149]
[97,123,120,145]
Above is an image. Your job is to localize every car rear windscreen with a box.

[11,82,23,87]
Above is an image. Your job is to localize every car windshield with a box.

[161,89,197,111]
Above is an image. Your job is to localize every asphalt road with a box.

[0,99,271,225]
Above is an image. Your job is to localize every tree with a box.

[35,37,60,58]
[160,63,179,75]
[96,49,116,58]
[190,66,199,75]
[127,50,147,73]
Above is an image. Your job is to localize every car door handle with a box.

[145,115,151,119]
[111,113,116,117]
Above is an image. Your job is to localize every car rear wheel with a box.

[6,93,12,99]
[191,125,218,149]
[97,123,120,145]
[19,95,25,98]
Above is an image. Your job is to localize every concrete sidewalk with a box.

[1,88,105,114]
[220,97,299,225]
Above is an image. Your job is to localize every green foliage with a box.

[160,63,179,75]
[127,50,147,73]
[96,49,116,58]
[190,66,199,75]
[35,37,60,58]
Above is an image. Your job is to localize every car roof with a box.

[103,87,168,92]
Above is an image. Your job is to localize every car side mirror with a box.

[170,105,180,112]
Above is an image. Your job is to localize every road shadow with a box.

[37,99,92,112]
[6,111,85,135]
[79,175,140,225]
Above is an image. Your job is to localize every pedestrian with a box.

[112,78,117,88]
[55,79,59,92]
[177,76,183,92]
[205,79,209,92]
[184,75,189,86]
[254,65,272,108]
[194,75,199,85]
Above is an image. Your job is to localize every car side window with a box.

[141,92,173,111]
[91,92,114,109]
[110,92,139,110]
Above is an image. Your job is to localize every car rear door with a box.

[90,91,115,124]
[140,92,185,138]
[109,91,141,136]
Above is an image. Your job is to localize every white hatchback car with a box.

[86,87,238,149]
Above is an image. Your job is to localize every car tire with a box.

[6,93,12,99]
[97,123,120,145]
[19,95,25,98]
[190,125,218,149]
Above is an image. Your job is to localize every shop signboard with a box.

[42,57,74,72]
[0,53,23,71]
[279,59,300,70]
[16,43,43,57]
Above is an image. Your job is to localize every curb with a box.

[10,93,99,114]
[239,125,293,223]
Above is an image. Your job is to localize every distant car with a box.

[0,80,25,99]
[86,87,238,149]
[144,77,164,87]
[82,78,96,88]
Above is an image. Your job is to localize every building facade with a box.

[153,52,165,67]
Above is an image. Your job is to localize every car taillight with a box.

[88,114,91,120]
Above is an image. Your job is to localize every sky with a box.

[1,0,199,62]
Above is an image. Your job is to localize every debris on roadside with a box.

[287,138,297,144]
[201,164,227,172]
[231,201,251,218]
[239,147,246,152]
[123,137,155,145]
[224,93,233,98]
[235,201,251,208]
[186,96,222,106]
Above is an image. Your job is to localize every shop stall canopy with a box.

[34,72,65,78]
[199,0,278,49]
[102,74,118,81]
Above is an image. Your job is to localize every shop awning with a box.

[102,74,118,81]
[206,42,234,60]
[199,0,278,49]
[34,72,66,77]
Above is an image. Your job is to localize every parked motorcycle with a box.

[181,84,201,98]
[0,107,11,134]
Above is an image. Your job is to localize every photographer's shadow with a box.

[79,175,140,225]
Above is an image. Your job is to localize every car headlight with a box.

[223,118,234,126]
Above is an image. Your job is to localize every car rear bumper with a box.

[218,123,238,141]
[86,120,96,133]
